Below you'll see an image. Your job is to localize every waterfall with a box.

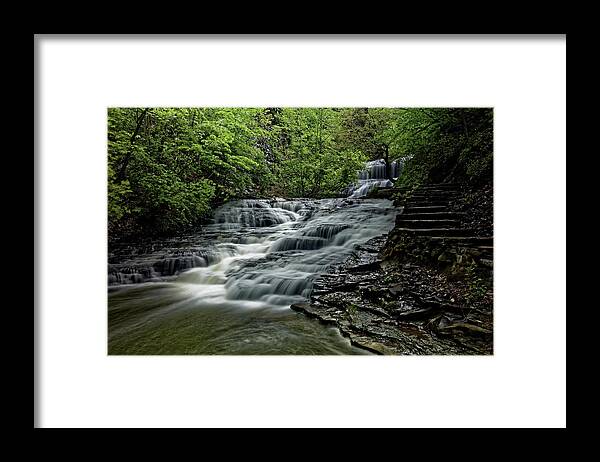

[108,196,398,354]
[108,199,309,285]
[212,199,300,228]
[108,198,396,301]
[346,158,403,198]
[390,159,403,180]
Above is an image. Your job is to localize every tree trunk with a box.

[117,108,149,181]
[461,112,470,141]
[383,143,390,180]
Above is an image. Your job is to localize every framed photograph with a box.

[35,34,566,428]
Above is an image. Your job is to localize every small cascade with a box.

[224,269,315,303]
[107,247,236,284]
[108,200,310,286]
[219,199,395,306]
[109,196,398,354]
[269,199,305,213]
[212,200,301,227]
[268,223,351,253]
[390,159,403,180]
[347,158,403,198]
[108,188,398,310]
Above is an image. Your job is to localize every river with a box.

[108,197,397,354]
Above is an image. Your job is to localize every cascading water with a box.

[108,197,397,354]
[345,158,403,198]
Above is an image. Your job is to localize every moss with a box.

[463,262,491,304]
[346,303,359,319]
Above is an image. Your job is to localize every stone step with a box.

[460,245,494,256]
[411,191,458,197]
[407,195,453,199]
[407,197,451,202]
[414,188,459,192]
[406,201,451,207]
[394,227,476,237]
[417,185,459,188]
[418,184,460,190]
[392,185,460,195]
[408,195,456,201]
[407,195,453,201]
[399,212,465,220]
[428,236,494,245]
[416,189,460,194]
[395,219,461,229]
[403,206,449,213]
[406,196,453,200]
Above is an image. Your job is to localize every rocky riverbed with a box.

[292,235,493,355]
[291,183,494,355]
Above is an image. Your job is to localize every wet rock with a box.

[435,321,493,338]
[389,283,404,295]
[480,258,493,268]
[312,279,359,295]
[359,285,389,301]
[348,260,381,273]
[394,307,436,320]
[300,219,493,355]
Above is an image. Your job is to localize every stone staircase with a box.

[292,183,494,355]
[390,184,493,265]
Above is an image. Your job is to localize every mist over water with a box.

[108,196,397,354]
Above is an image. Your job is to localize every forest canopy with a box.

[108,107,492,237]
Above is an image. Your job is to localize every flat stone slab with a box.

[428,236,493,245]
[399,212,465,220]
[394,227,476,237]
[404,206,448,212]
[293,234,493,355]
[395,219,461,229]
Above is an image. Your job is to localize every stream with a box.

[108,179,398,354]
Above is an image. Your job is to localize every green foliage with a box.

[266,108,367,197]
[107,164,133,223]
[333,107,493,188]
[464,261,490,304]
[108,107,265,236]
[394,108,494,187]
[346,303,359,320]
[108,106,492,237]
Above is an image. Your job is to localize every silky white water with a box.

[108,197,397,354]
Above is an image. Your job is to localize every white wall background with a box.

[36,35,566,428]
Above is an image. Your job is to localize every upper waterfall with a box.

[345,158,403,198]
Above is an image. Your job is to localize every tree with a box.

[107,107,492,239]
